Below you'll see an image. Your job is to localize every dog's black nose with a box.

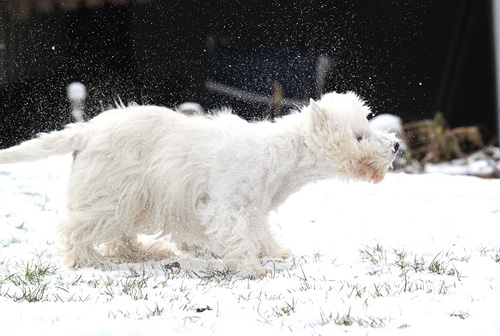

[393,142,400,153]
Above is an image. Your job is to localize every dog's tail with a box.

[0,123,85,164]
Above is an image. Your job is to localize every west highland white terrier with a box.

[0,92,399,277]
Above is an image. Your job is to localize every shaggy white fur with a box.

[0,92,399,277]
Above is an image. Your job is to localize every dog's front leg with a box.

[258,226,292,260]
[204,209,269,278]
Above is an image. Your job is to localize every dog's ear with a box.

[309,98,319,109]
[309,98,329,128]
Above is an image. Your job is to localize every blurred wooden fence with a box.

[1,0,152,20]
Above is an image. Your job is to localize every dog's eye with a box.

[356,134,363,142]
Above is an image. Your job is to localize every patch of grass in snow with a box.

[0,242,495,333]
[9,282,49,302]
[108,309,131,319]
[0,260,57,302]
[319,308,386,329]
[121,276,150,301]
[428,253,448,275]
[480,246,500,263]
[450,310,471,320]
[147,303,165,318]
[13,260,57,285]
[15,222,28,231]
[2,237,22,247]
[357,245,468,297]
[118,265,153,300]
[392,248,426,274]
[101,277,118,300]
[22,191,51,211]
[360,243,386,267]
[428,252,464,281]
[272,298,297,317]
[347,283,366,299]
[193,265,237,286]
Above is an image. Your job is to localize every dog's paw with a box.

[259,244,292,260]
[240,266,271,280]
[238,260,270,279]
[62,255,77,269]
[280,247,292,259]
[247,267,271,280]
[141,240,176,261]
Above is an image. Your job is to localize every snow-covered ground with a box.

[424,146,500,178]
[1,154,500,335]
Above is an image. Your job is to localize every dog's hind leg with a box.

[103,235,175,263]
[58,214,106,268]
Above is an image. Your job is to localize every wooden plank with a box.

[110,0,129,5]
[35,0,57,14]
[59,0,81,12]
[7,0,31,20]
[84,0,105,8]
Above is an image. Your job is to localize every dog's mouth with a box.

[354,158,383,184]
[354,155,396,184]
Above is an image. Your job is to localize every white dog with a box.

[0,92,399,277]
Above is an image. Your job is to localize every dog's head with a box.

[305,92,399,183]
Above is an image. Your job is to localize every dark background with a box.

[0,0,497,148]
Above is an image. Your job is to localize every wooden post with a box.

[491,0,500,143]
